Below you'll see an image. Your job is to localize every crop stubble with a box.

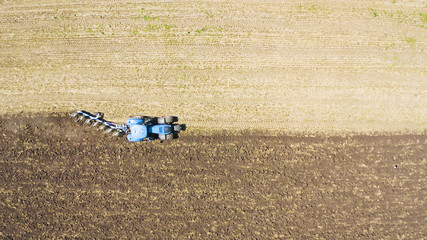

[0,0,426,133]
[1,114,426,238]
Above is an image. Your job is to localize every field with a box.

[1,114,426,238]
[1,0,427,238]
[1,0,426,132]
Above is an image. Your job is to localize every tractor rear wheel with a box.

[158,116,177,124]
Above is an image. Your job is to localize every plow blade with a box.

[70,110,127,137]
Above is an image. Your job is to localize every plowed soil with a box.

[1,114,426,239]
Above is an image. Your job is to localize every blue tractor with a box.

[71,110,185,142]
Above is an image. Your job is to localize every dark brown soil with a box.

[1,114,426,239]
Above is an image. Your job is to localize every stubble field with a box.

[0,0,426,132]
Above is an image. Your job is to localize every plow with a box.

[70,110,185,142]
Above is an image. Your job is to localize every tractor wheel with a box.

[160,116,177,124]
[157,117,165,124]
[173,125,182,132]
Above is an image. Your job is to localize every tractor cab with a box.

[126,117,180,142]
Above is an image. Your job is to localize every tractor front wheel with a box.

[173,125,182,132]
